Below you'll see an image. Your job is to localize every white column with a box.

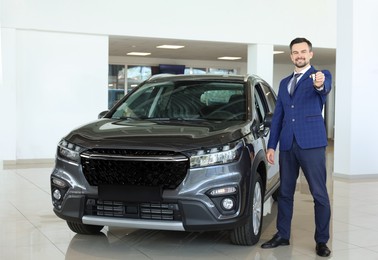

[0,28,17,166]
[334,0,378,178]
[247,44,274,87]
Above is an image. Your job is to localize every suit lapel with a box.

[282,76,292,98]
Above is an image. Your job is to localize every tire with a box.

[67,221,104,235]
[230,174,264,246]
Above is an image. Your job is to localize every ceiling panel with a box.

[109,36,335,65]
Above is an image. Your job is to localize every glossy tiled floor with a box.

[1,146,378,259]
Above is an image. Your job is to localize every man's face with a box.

[290,42,313,69]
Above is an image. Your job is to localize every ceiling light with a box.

[156,45,185,49]
[126,52,151,56]
[217,56,242,60]
[273,51,285,54]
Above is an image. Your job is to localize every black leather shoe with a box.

[316,243,331,257]
[261,234,290,248]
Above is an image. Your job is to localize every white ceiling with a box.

[109,36,336,65]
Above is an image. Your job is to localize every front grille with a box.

[81,149,188,189]
[85,199,181,221]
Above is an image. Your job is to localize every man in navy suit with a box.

[261,38,332,257]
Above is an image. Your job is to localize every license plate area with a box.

[98,185,162,202]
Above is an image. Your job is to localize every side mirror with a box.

[263,112,273,128]
[260,112,273,137]
[98,110,109,119]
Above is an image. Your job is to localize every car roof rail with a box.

[147,73,176,81]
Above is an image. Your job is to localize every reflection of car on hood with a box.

[51,74,280,246]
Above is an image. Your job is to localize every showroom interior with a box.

[1,0,378,259]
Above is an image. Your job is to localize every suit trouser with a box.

[277,139,331,243]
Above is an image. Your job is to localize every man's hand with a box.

[312,71,325,88]
[266,148,275,164]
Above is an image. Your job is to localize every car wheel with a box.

[67,221,104,235]
[230,174,263,246]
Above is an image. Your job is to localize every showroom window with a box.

[184,67,207,75]
[108,65,237,109]
[208,68,237,75]
[108,65,152,109]
[185,67,236,75]
[108,65,125,109]
[127,65,152,92]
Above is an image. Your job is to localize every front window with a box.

[111,80,246,121]
[127,65,152,92]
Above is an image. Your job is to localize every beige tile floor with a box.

[1,146,378,259]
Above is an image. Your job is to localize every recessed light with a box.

[156,45,185,49]
[273,51,285,54]
[126,52,151,56]
[217,56,242,60]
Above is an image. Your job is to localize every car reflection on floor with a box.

[65,207,278,260]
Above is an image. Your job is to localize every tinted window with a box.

[260,83,276,112]
[254,87,265,123]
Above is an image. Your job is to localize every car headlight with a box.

[189,140,243,168]
[57,139,84,164]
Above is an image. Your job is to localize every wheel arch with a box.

[250,149,268,197]
[240,147,268,219]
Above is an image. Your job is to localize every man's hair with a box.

[290,37,312,52]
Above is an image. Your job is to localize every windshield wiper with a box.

[115,116,141,120]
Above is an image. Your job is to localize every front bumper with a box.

[51,148,253,232]
[53,194,250,232]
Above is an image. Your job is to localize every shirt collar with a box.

[294,65,311,76]
[293,65,311,81]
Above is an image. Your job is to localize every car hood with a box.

[64,118,252,152]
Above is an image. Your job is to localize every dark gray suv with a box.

[50,74,280,246]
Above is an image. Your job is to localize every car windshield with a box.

[110,80,247,121]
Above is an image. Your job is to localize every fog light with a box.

[53,189,62,200]
[221,198,235,210]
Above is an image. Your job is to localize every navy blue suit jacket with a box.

[268,66,332,151]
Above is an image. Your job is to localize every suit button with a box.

[291,105,295,108]
[292,119,295,122]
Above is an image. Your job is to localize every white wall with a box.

[0,0,337,162]
[2,29,108,160]
[1,0,336,48]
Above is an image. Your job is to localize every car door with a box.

[254,83,279,193]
